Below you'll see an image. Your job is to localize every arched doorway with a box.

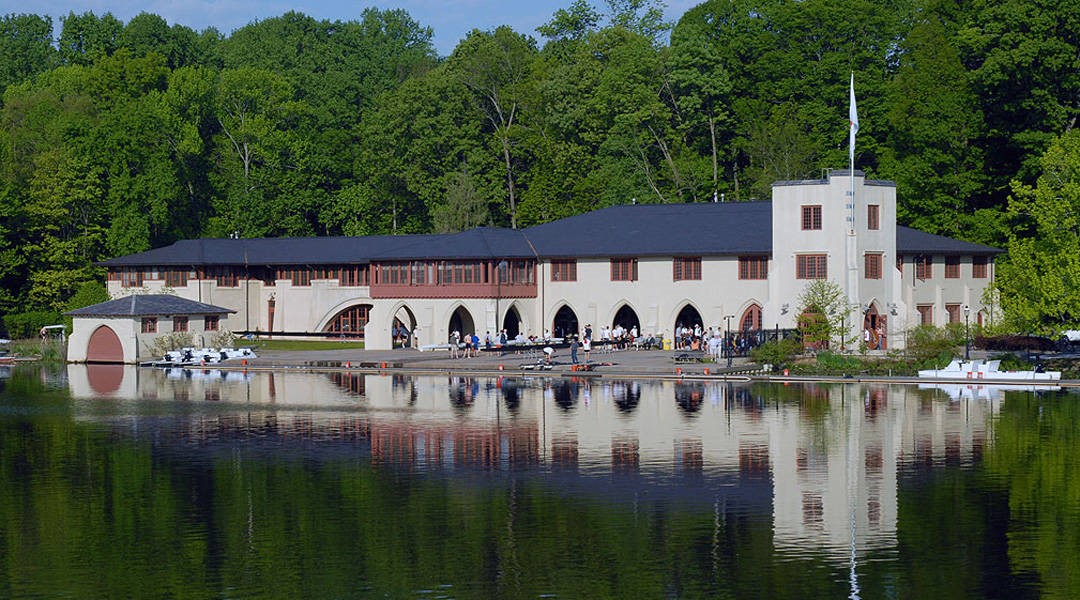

[612,304,640,333]
[86,325,124,363]
[449,306,475,341]
[674,304,703,336]
[552,305,578,339]
[502,305,522,338]
[323,304,372,339]
[392,305,417,347]
[863,304,887,350]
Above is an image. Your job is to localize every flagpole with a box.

[849,73,857,235]
[847,73,860,346]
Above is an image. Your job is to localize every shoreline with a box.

[181,347,1079,388]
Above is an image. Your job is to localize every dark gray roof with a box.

[65,294,235,317]
[96,202,1000,267]
[897,226,1001,255]
[97,228,537,267]
[523,201,773,258]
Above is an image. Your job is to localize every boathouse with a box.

[66,294,235,363]
[94,171,1001,350]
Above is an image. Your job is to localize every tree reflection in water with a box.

[10,366,1069,599]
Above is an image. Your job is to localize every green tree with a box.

[117,12,206,69]
[351,65,481,234]
[537,0,601,42]
[879,0,990,243]
[0,14,56,95]
[448,27,538,229]
[602,0,672,44]
[960,0,1080,190]
[796,278,851,349]
[668,18,733,198]
[995,130,1080,332]
[57,11,123,66]
[431,168,491,233]
[209,67,297,237]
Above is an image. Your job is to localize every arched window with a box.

[740,304,762,332]
[323,304,371,337]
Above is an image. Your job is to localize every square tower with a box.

[768,170,897,338]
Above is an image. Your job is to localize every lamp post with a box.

[963,305,971,360]
[723,314,735,367]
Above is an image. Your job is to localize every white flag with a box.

[849,73,859,164]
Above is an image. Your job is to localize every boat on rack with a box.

[142,347,257,368]
[917,359,1060,381]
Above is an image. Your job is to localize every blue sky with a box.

[32,1,699,56]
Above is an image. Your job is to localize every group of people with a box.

[449,330,481,358]
[448,329,524,358]
[597,324,642,350]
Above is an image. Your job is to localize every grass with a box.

[5,339,65,362]
[239,339,366,351]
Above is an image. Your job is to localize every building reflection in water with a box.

[66,364,1014,566]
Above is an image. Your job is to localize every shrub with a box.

[150,331,194,356]
[815,351,864,372]
[210,328,237,348]
[905,325,958,367]
[3,311,64,339]
[750,337,802,370]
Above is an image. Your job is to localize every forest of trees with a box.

[1,0,1079,333]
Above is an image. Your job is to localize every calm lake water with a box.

[1,364,1077,599]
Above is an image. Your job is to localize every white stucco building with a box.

[66,294,234,364]
[88,170,998,360]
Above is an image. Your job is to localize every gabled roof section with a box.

[97,228,538,267]
[381,227,536,260]
[897,226,1002,255]
[95,203,1003,268]
[65,294,235,317]
[524,201,773,258]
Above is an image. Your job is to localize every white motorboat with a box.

[917,359,1060,381]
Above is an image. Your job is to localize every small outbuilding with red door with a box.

[66,294,234,364]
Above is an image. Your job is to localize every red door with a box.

[86,326,124,363]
